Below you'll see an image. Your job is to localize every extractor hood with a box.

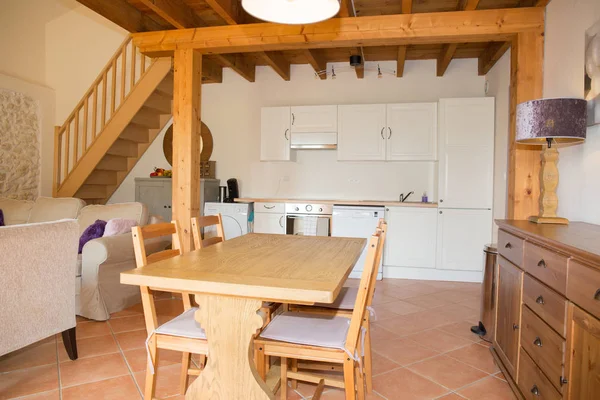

[290,132,337,150]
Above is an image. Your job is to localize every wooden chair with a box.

[288,219,387,394]
[191,214,225,249]
[254,230,383,400]
[132,221,208,400]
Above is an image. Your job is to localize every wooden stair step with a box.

[131,107,161,128]
[107,139,139,158]
[76,184,107,199]
[120,124,150,143]
[86,170,118,185]
[154,74,174,97]
[144,93,172,114]
[96,154,128,171]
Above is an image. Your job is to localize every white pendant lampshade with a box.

[242,0,341,25]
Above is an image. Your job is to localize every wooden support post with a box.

[173,49,202,252]
[507,30,544,219]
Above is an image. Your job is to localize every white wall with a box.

[109,59,486,203]
[545,0,600,224]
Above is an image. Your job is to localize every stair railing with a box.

[53,35,153,196]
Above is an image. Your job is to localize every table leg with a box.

[186,294,274,400]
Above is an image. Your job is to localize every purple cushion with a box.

[0,209,4,227]
[78,219,107,254]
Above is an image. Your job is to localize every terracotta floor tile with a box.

[110,303,143,319]
[58,335,118,362]
[370,323,402,342]
[274,384,304,399]
[371,307,406,321]
[379,286,430,301]
[429,304,479,324]
[437,394,467,400]
[405,329,474,353]
[315,388,385,399]
[123,348,183,373]
[0,365,59,399]
[494,371,507,382]
[433,290,479,304]
[438,321,484,343]
[61,375,141,400]
[12,390,60,399]
[134,363,186,398]
[76,321,111,339]
[372,338,440,366]
[377,300,427,316]
[458,376,516,400]
[456,296,481,311]
[375,315,429,336]
[408,355,488,390]
[114,329,148,351]
[0,341,57,373]
[371,291,402,306]
[446,343,500,374]
[403,293,449,309]
[372,367,450,399]
[59,353,129,388]
[108,315,147,333]
[370,351,401,376]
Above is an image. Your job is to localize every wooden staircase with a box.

[53,36,174,204]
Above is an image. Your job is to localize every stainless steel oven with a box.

[285,203,332,236]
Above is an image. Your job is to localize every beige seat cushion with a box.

[0,198,34,225]
[314,287,358,310]
[155,307,206,339]
[28,197,85,223]
[77,202,148,234]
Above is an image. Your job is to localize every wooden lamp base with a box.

[529,143,570,225]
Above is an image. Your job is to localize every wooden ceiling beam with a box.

[478,41,511,75]
[75,0,166,32]
[213,54,256,82]
[396,46,407,77]
[138,0,203,29]
[535,0,551,6]
[355,64,365,79]
[462,0,481,11]
[202,58,223,83]
[402,0,413,13]
[338,0,351,17]
[258,52,291,81]
[205,0,241,25]
[305,50,327,80]
[132,8,545,55]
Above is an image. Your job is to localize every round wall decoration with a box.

[163,122,214,166]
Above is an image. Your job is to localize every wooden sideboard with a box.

[493,220,600,400]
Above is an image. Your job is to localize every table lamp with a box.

[516,98,587,225]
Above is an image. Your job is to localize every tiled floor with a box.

[0,279,516,400]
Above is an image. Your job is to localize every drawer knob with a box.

[513,323,519,330]
[505,242,512,249]
[531,385,540,396]
[533,337,543,347]
[560,376,568,386]
[537,259,547,268]
[535,295,545,305]
[594,289,600,301]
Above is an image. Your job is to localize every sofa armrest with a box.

[82,234,171,266]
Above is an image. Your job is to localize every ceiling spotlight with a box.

[377,64,383,79]
[331,66,337,80]
[242,0,340,25]
[349,55,362,67]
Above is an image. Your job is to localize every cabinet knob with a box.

[505,242,512,249]
[439,211,443,215]
[560,376,568,386]
[284,129,289,140]
[594,289,600,301]
[513,323,519,330]
[530,385,540,396]
[440,199,444,203]
[537,259,547,268]
[533,337,543,347]
[535,295,545,305]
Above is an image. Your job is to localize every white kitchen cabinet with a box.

[438,98,495,208]
[386,103,437,161]
[254,212,286,234]
[436,208,493,271]
[260,107,291,161]
[290,105,337,133]
[383,207,438,269]
[337,104,387,161]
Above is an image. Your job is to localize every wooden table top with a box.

[121,233,366,304]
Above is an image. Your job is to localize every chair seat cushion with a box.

[314,286,358,310]
[259,312,350,351]
[155,307,206,340]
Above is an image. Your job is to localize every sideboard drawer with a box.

[523,275,567,336]
[498,230,524,267]
[568,260,600,320]
[255,202,285,214]
[518,349,562,400]
[521,306,565,390]
[524,242,569,295]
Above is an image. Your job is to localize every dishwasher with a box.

[331,205,385,280]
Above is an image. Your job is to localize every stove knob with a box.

[295,207,300,212]
[306,205,313,212]
[319,208,323,212]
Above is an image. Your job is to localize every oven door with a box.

[285,215,331,236]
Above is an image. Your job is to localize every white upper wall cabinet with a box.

[261,106,291,161]
[386,103,437,161]
[438,98,495,209]
[337,104,387,161]
[290,105,337,133]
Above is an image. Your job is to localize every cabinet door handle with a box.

[388,127,392,139]
[513,323,519,330]
[530,385,540,396]
[560,376,568,386]
[505,242,512,249]
[264,205,276,209]
[533,337,543,347]
[292,113,295,125]
[279,215,284,228]
[536,295,545,305]
[537,259,546,268]
[284,128,289,140]
[380,127,385,139]
[594,288,600,300]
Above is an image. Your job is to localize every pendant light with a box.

[242,0,341,25]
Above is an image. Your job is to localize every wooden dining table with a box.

[121,233,366,399]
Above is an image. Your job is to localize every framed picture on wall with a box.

[586,18,600,126]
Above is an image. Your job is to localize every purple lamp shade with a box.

[516,98,587,145]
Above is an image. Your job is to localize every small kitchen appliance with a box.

[218,186,227,203]
[225,178,239,203]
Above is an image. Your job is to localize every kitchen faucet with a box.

[399,191,414,202]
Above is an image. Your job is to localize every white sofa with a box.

[0,197,166,321]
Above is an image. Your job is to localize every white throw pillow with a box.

[103,218,138,237]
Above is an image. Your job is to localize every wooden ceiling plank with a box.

[535,0,551,6]
[131,8,545,55]
[305,50,327,80]
[204,0,240,25]
[463,0,481,11]
[338,0,351,17]
[258,52,291,81]
[202,58,223,83]
[402,0,413,13]
[478,41,511,75]
[396,46,407,77]
[138,0,202,29]
[75,0,166,32]
[437,43,457,76]
[213,54,256,82]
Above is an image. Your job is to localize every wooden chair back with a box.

[344,231,383,356]
[191,214,225,250]
[366,219,387,307]
[131,221,191,335]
